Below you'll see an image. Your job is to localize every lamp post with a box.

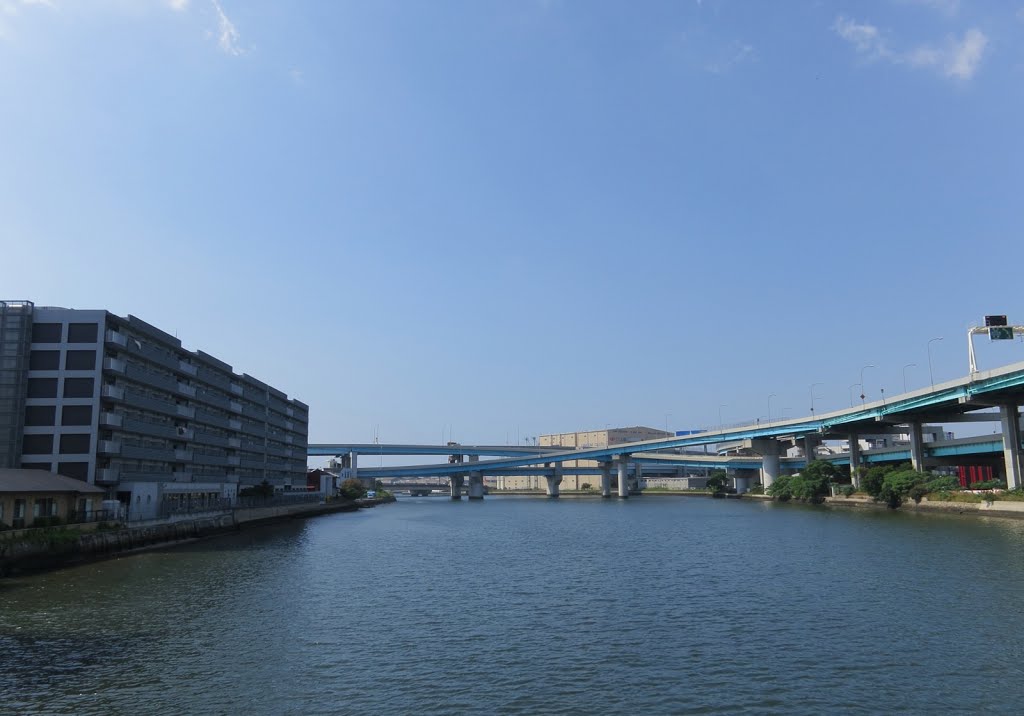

[927,337,943,388]
[718,404,727,431]
[859,364,876,405]
[849,383,861,408]
[902,363,916,393]
[809,382,823,418]
[664,413,672,435]
[768,394,776,425]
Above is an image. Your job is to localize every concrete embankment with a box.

[822,495,1024,519]
[0,499,384,577]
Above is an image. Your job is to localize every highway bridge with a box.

[310,359,1024,499]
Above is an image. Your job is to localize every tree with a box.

[789,460,837,502]
[340,478,367,501]
[239,480,274,498]
[767,474,793,500]
[706,469,728,495]
[859,465,893,497]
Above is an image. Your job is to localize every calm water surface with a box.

[3,496,1024,714]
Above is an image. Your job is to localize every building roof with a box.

[0,469,105,494]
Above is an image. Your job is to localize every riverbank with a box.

[0,497,393,577]
[741,492,1024,520]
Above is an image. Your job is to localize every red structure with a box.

[958,465,994,487]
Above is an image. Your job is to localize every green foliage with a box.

[840,485,856,498]
[706,469,728,494]
[969,479,1007,491]
[858,465,894,497]
[877,469,934,507]
[580,483,593,491]
[340,478,367,501]
[766,474,793,501]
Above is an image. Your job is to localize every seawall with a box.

[0,499,380,577]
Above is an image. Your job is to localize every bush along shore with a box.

[762,460,1024,515]
[0,489,394,578]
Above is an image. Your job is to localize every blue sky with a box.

[2,0,1023,450]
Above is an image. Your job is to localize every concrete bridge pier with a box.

[449,474,465,500]
[617,455,630,498]
[803,435,821,463]
[545,464,563,498]
[849,434,861,488]
[908,422,925,472]
[1000,403,1022,490]
[751,439,780,489]
[467,471,484,500]
[600,462,612,498]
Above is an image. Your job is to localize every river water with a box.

[3,496,1024,714]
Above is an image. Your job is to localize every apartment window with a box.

[31,323,62,343]
[67,323,98,343]
[25,405,57,426]
[58,462,89,481]
[27,378,58,398]
[59,433,91,454]
[65,350,97,371]
[33,498,57,518]
[61,405,93,426]
[22,434,54,454]
[63,377,94,399]
[14,498,26,519]
[29,350,60,370]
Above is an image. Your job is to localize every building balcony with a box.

[176,404,195,419]
[227,455,240,466]
[173,471,193,482]
[97,440,121,455]
[193,430,229,449]
[105,329,128,348]
[286,407,294,418]
[177,383,197,398]
[195,409,230,430]
[194,453,230,466]
[285,435,293,444]
[193,389,230,411]
[228,437,241,448]
[196,367,231,391]
[95,468,119,484]
[174,449,193,461]
[178,360,197,376]
[99,411,123,428]
[125,362,178,393]
[230,383,243,396]
[229,419,242,431]
[103,357,126,374]
[102,385,125,401]
[122,444,176,462]
[229,401,242,414]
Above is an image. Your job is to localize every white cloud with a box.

[210,0,241,56]
[833,15,987,81]
[945,28,986,79]
[167,0,189,10]
[705,42,755,74]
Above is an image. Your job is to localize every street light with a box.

[664,412,672,435]
[809,382,823,417]
[768,394,776,425]
[718,404,727,431]
[849,383,861,408]
[860,364,876,405]
[928,337,943,388]
[902,363,916,393]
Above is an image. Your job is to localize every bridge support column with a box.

[450,474,464,500]
[849,434,861,488]
[803,435,821,463]
[617,456,629,498]
[600,462,612,498]
[1000,404,1023,490]
[751,439,779,489]
[468,471,484,500]
[634,461,644,494]
[545,465,563,498]
[348,451,359,486]
[908,422,925,472]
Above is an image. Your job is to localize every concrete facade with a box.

[496,426,672,490]
[0,301,308,520]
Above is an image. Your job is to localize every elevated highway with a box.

[311,359,1024,499]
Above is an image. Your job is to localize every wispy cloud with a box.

[166,0,189,11]
[210,0,241,56]
[705,42,755,74]
[833,15,988,81]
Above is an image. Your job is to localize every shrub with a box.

[877,469,930,507]
[706,469,729,495]
[340,478,367,501]
[859,465,894,497]
[767,474,793,501]
[970,479,1007,491]
[840,485,856,498]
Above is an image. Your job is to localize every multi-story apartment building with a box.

[0,301,308,519]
